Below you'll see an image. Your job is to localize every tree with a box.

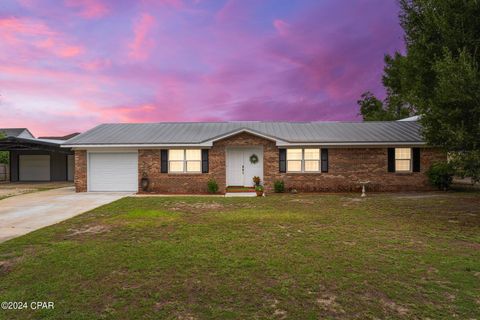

[363,0,480,182]
[357,90,411,121]
[0,133,7,165]
[357,92,390,121]
[358,52,413,121]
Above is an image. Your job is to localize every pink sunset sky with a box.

[0,0,404,136]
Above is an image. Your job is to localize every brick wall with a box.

[74,132,445,193]
[139,132,445,193]
[74,150,87,192]
[273,147,446,192]
[138,132,275,193]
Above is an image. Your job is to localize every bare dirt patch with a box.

[168,201,227,213]
[68,225,110,237]
[289,199,315,205]
[316,294,345,315]
[269,298,287,319]
[365,291,410,316]
[0,259,16,275]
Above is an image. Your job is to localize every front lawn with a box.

[0,192,479,319]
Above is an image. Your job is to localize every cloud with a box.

[273,19,290,36]
[0,0,404,136]
[64,0,109,19]
[0,17,84,59]
[128,13,156,61]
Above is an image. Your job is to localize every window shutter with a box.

[160,149,168,173]
[321,149,329,173]
[201,149,209,173]
[387,148,395,172]
[412,148,420,172]
[279,149,286,173]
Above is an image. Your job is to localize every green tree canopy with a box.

[361,0,480,182]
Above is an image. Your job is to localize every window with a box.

[287,149,302,172]
[304,148,320,172]
[395,148,412,172]
[168,149,201,173]
[287,148,321,172]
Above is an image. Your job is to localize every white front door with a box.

[226,147,263,187]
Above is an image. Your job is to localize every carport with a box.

[0,135,74,182]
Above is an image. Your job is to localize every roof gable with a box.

[0,128,34,139]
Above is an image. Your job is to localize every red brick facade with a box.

[75,132,446,193]
[74,150,87,192]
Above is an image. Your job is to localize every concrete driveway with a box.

[0,187,131,243]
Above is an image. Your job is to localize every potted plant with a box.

[141,171,149,191]
[255,185,264,197]
[252,176,261,187]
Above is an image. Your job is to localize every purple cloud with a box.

[0,0,403,136]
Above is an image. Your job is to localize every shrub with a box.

[274,180,285,193]
[207,179,219,193]
[426,161,455,191]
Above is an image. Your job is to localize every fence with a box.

[0,164,7,181]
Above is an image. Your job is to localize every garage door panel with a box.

[19,155,50,181]
[89,153,138,192]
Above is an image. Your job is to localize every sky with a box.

[0,0,404,136]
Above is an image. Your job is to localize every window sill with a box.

[166,172,205,175]
[285,172,323,174]
[394,171,414,175]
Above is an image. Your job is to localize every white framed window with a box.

[304,148,320,172]
[287,148,321,173]
[168,149,201,173]
[287,149,302,172]
[395,148,412,172]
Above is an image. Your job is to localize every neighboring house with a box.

[0,128,76,182]
[62,121,446,193]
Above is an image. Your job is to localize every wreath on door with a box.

[249,154,259,164]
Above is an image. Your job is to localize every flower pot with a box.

[141,177,149,191]
[256,190,263,197]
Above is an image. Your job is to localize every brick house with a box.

[62,121,446,193]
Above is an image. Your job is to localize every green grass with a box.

[1,192,479,319]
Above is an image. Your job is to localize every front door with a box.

[226,147,263,187]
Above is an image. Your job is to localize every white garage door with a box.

[88,153,138,192]
[19,155,50,181]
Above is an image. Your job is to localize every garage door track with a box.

[0,187,130,243]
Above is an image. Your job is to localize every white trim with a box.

[226,146,264,187]
[394,147,413,173]
[208,129,284,144]
[64,141,427,149]
[286,148,322,173]
[168,149,202,173]
[63,143,213,148]
[277,142,427,147]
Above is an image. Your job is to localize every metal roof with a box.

[0,128,34,139]
[63,121,425,147]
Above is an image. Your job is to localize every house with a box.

[62,121,446,193]
[0,128,77,182]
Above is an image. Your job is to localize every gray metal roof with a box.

[0,128,34,139]
[64,121,425,146]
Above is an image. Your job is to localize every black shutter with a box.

[160,149,168,173]
[412,148,420,172]
[387,148,395,172]
[321,149,329,173]
[279,149,286,173]
[201,149,209,173]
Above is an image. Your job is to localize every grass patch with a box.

[0,192,479,319]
